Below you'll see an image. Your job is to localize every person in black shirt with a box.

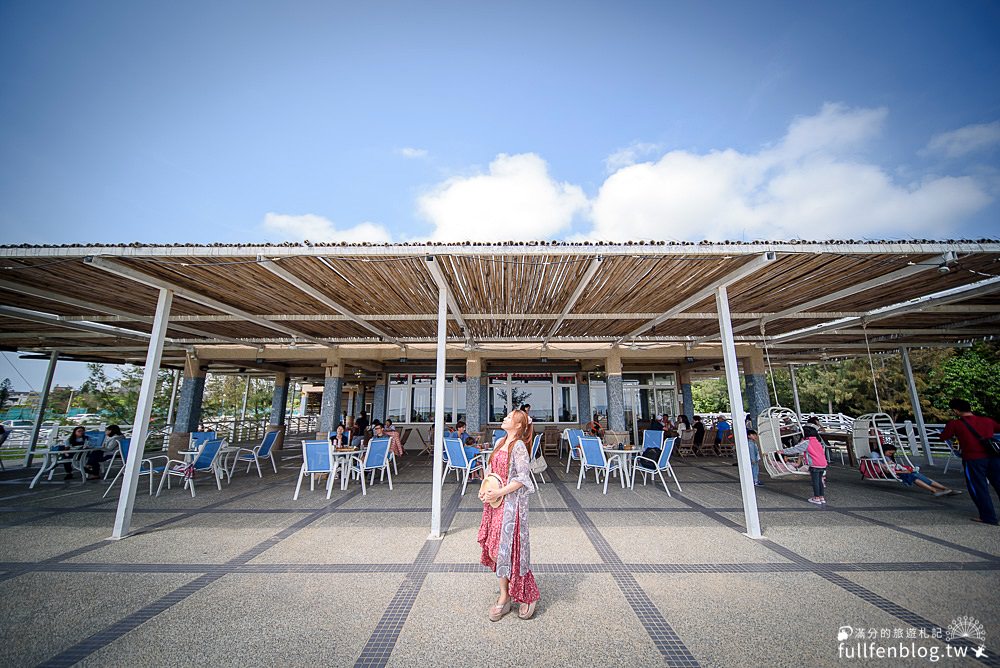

[352,412,369,447]
[692,416,706,447]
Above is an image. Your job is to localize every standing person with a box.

[777,434,828,504]
[520,404,533,425]
[941,398,1000,525]
[352,412,369,447]
[85,424,124,480]
[747,429,762,486]
[477,409,540,621]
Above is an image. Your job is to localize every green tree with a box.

[0,378,11,410]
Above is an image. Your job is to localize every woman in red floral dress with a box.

[477,409,540,621]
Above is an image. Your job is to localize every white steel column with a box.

[24,350,58,467]
[788,364,803,416]
[429,287,447,539]
[900,347,934,468]
[112,288,173,540]
[716,286,762,538]
[240,374,251,420]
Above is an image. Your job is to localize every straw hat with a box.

[479,473,504,509]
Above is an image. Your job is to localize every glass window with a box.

[389,374,408,385]
[387,386,408,423]
[511,373,551,385]
[653,373,676,387]
[412,374,434,385]
[590,381,608,421]
[490,387,509,422]
[557,385,578,422]
[489,373,508,385]
[411,385,433,422]
[513,385,553,421]
[624,373,653,384]
[556,374,576,384]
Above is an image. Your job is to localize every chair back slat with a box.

[365,437,391,468]
[641,429,665,451]
[194,439,223,469]
[443,437,466,466]
[492,429,507,445]
[258,430,278,456]
[301,440,332,473]
[119,438,132,461]
[531,433,541,459]
[579,436,607,467]
[191,431,217,449]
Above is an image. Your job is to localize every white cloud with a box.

[417,153,588,241]
[604,142,662,173]
[585,104,991,241]
[398,147,429,159]
[261,213,392,243]
[925,121,1000,159]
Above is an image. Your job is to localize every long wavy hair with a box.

[488,409,533,469]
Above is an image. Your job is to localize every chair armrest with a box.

[632,455,656,468]
[142,454,170,464]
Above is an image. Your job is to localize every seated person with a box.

[584,413,605,438]
[383,419,397,433]
[870,447,960,496]
[371,423,403,458]
[647,416,664,431]
[715,416,731,444]
[85,424,125,480]
[330,423,351,448]
[692,416,706,447]
[58,426,89,481]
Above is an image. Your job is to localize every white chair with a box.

[156,438,226,498]
[528,433,546,486]
[294,440,337,500]
[577,436,623,494]
[348,436,394,495]
[102,438,170,498]
[229,430,279,478]
[443,437,488,496]
[564,429,584,474]
[632,436,682,496]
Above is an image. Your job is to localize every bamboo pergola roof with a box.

[1,240,998,376]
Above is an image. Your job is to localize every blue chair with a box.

[349,436,393,495]
[84,430,105,448]
[190,431,217,449]
[528,433,546,486]
[294,440,337,500]
[565,429,584,474]
[577,436,623,494]
[492,429,507,446]
[156,438,225,497]
[102,438,170,498]
[230,430,279,478]
[443,437,488,496]
[632,434,682,496]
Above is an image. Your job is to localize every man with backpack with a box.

[941,398,1000,525]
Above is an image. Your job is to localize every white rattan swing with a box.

[853,412,918,482]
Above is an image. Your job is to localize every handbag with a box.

[959,417,1000,457]
[529,453,548,474]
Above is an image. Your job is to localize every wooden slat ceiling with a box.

[0,245,997,365]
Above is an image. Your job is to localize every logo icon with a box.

[946,616,985,644]
[837,626,853,642]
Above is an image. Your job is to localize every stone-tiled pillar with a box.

[269,371,290,451]
[743,348,770,429]
[577,373,591,424]
[372,374,388,423]
[353,384,365,417]
[318,358,343,438]
[679,370,694,420]
[606,352,626,432]
[480,375,489,427]
[170,354,206,458]
[465,357,482,433]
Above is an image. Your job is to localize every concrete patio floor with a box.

[0,445,997,667]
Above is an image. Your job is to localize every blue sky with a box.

[1,0,1000,388]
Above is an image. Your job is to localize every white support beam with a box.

[0,277,244,344]
[0,305,153,341]
[716,285,762,539]
[424,256,472,345]
[112,288,173,539]
[900,346,934,468]
[543,256,603,346]
[769,275,1000,345]
[788,364,802,416]
[429,285,447,540]
[617,252,776,345]
[85,256,336,349]
[23,350,58,467]
[696,254,951,343]
[261,258,405,347]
